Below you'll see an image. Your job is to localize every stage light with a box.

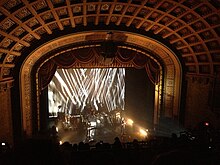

[127,119,134,126]
[116,112,120,118]
[139,128,147,137]
[204,122,209,126]
[59,141,62,145]
[90,122,96,127]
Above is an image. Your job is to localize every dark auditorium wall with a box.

[185,76,220,130]
[0,86,13,145]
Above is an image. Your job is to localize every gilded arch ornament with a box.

[20,31,182,137]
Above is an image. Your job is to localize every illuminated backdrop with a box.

[48,68,125,117]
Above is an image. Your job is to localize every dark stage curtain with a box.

[145,60,160,85]
[38,49,161,90]
[39,53,76,90]
[39,60,57,91]
[53,52,76,68]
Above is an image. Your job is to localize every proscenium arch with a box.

[20,31,182,137]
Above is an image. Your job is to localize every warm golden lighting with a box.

[116,112,121,118]
[126,119,134,126]
[139,128,147,137]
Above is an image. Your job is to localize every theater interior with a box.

[0,0,220,164]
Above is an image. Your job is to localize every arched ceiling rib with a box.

[0,0,220,81]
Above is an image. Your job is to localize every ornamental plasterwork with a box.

[0,38,13,48]
[0,19,15,31]
[6,54,14,63]
[26,19,39,28]
[114,4,123,12]
[20,31,181,136]
[0,0,219,83]
[12,27,25,37]
[87,4,96,12]
[3,67,10,76]
[48,23,58,30]
[61,20,70,26]
[32,0,47,11]
[16,8,31,20]
[56,8,68,16]
[72,5,81,13]
[74,17,82,24]
[51,0,64,5]
[35,28,46,35]
[24,34,34,42]
[41,12,53,21]
[0,79,13,91]
[13,43,24,51]
[101,4,109,11]
[110,16,118,23]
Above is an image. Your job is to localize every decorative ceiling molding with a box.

[0,0,220,82]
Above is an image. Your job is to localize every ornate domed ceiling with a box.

[0,0,220,82]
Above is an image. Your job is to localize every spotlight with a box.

[116,112,120,118]
[127,119,134,126]
[139,128,148,137]
[204,122,209,126]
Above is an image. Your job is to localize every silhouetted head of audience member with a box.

[78,141,85,151]
[72,143,78,152]
[132,139,139,149]
[113,137,122,149]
